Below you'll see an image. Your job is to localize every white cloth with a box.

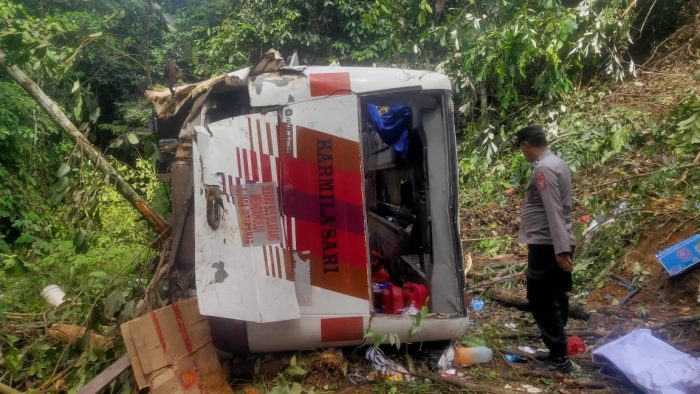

[593,328,700,394]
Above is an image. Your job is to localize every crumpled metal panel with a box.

[145,72,247,119]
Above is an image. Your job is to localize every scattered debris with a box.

[304,349,348,388]
[436,344,455,372]
[607,274,642,305]
[120,298,231,393]
[470,295,485,312]
[520,383,543,393]
[655,234,700,276]
[517,346,536,355]
[454,346,493,366]
[47,323,112,351]
[77,354,131,394]
[40,284,69,308]
[593,328,700,394]
[505,354,526,363]
[566,335,586,356]
[364,347,412,382]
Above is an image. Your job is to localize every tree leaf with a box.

[49,192,64,206]
[56,163,71,177]
[87,32,103,38]
[73,95,83,121]
[109,138,124,148]
[73,229,88,254]
[89,107,101,123]
[290,383,303,394]
[53,176,70,192]
[103,292,123,320]
[126,133,139,144]
[71,80,80,93]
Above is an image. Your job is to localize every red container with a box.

[567,335,586,356]
[372,267,390,283]
[382,284,404,314]
[403,282,428,309]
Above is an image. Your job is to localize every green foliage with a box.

[0,80,65,250]
[460,334,487,348]
[0,238,148,390]
[574,215,642,287]
[472,237,513,257]
[364,328,401,351]
[408,300,429,337]
[268,355,314,394]
[443,0,637,164]
[0,0,78,77]
[667,93,700,154]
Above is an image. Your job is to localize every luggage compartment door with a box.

[192,112,301,323]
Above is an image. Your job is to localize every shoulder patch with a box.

[535,171,547,191]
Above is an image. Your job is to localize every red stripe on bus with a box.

[321,317,364,342]
[309,73,352,97]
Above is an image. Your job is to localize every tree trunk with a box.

[0,50,168,234]
[489,288,591,320]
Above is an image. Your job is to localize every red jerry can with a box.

[403,282,429,309]
[382,284,404,314]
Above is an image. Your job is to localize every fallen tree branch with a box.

[508,369,609,390]
[0,50,168,234]
[0,383,23,394]
[77,354,131,394]
[650,314,700,330]
[577,161,700,192]
[406,371,511,394]
[500,329,608,340]
[678,149,700,184]
[47,324,112,350]
[499,315,700,341]
[466,272,524,292]
[488,288,590,320]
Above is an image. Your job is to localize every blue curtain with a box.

[366,104,412,160]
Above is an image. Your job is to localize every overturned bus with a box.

[148,58,468,353]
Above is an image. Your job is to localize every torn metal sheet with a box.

[145,73,246,119]
[250,48,286,76]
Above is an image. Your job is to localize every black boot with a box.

[533,356,573,373]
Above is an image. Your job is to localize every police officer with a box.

[515,125,576,373]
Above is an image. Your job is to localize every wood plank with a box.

[77,354,131,394]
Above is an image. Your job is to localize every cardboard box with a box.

[655,234,700,276]
[120,298,231,393]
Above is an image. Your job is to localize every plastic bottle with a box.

[470,296,484,312]
[454,346,493,366]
